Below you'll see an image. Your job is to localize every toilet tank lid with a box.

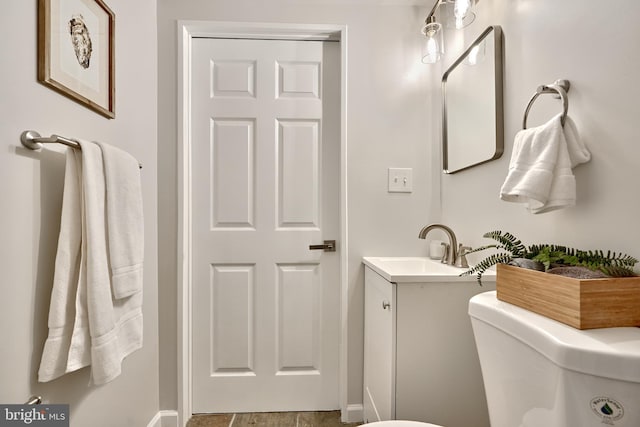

[469,291,640,383]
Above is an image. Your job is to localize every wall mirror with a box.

[442,25,503,174]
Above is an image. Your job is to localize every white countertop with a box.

[362,256,496,283]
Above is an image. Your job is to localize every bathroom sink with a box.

[362,256,496,283]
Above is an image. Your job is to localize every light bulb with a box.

[422,36,440,64]
[454,0,472,29]
[427,37,438,56]
[454,0,471,19]
[421,22,443,64]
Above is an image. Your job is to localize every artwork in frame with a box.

[38,0,115,119]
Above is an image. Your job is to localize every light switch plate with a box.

[388,168,413,193]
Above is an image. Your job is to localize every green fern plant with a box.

[461,230,638,285]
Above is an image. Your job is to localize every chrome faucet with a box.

[418,223,469,267]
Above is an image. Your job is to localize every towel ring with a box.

[522,79,570,129]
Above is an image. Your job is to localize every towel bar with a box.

[522,79,570,129]
[20,130,142,169]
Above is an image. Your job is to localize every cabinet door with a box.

[363,268,396,422]
[395,281,493,427]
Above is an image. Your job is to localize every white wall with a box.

[157,0,436,411]
[438,0,640,265]
[0,1,160,426]
[158,0,640,416]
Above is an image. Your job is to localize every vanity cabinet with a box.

[363,266,494,427]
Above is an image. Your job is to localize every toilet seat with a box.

[360,421,443,427]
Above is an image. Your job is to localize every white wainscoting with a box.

[344,404,364,423]
[147,410,178,427]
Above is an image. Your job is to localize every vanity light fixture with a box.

[421,0,478,64]
[449,0,476,29]
[421,16,444,64]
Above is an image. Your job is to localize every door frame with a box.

[176,21,348,427]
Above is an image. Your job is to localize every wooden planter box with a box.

[496,263,640,329]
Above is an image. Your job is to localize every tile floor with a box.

[187,411,362,427]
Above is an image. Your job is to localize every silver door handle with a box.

[309,240,336,252]
[25,396,42,405]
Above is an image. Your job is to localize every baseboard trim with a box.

[343,404,364,423]
[147,410,179,427]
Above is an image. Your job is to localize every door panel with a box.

[210,264,255,375]
[276,263,320,372]
[278,119,320,227]
[190,38,340,413]
[211,119,255,228]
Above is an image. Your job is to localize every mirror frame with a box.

[442,25,504,174]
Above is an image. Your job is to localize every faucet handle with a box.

[455,244,472,268]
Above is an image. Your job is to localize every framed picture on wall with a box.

[38,0,115,119]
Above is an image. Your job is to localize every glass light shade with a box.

[446,0,476,29]
[421,22,444,64]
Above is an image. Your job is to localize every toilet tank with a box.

[469,291,640,427]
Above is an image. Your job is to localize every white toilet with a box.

[360,422,442,427]
[469,291,640,427]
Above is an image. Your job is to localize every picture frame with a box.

[38,0,115,119]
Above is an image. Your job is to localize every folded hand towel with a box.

[529,116,591,214]
[500,113,590,214]
[500,114,564,211]
[95,142,144,299]
[528,134,575,214]
[563,116,591,167]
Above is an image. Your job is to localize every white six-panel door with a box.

[190,38,340,413]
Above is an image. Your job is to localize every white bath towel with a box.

[563,116,591,168]
[38,149,85,382]
[78,140,143,385]
[95,142,144,299]
[39,141,143,385]
[500,114,590,213]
